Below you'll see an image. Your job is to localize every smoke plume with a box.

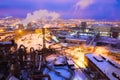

[75,0,94,9]
[22,9,60,26]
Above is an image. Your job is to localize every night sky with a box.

[0,0,120,20]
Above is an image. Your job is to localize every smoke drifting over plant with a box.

[22,9,60,26]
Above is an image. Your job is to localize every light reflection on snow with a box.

[73,77,82,80]
[16,33,51,52]
[63,46,88,69]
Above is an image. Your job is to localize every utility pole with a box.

[42,28,46,49]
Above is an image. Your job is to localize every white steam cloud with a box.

[75,0,94,9]
[22,9,60,26]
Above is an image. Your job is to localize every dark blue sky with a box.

[0,0,120,20]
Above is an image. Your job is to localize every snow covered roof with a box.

[85,54,120,80]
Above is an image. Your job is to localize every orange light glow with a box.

[63,46,88,69]
[0,29,4,32]
[94,46,109,56]
[18,29,22,33]
[35,29,42,34]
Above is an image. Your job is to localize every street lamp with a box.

[0,29,4,32]
[18,29,22,34]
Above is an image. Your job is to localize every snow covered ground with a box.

[16,34,51,52]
